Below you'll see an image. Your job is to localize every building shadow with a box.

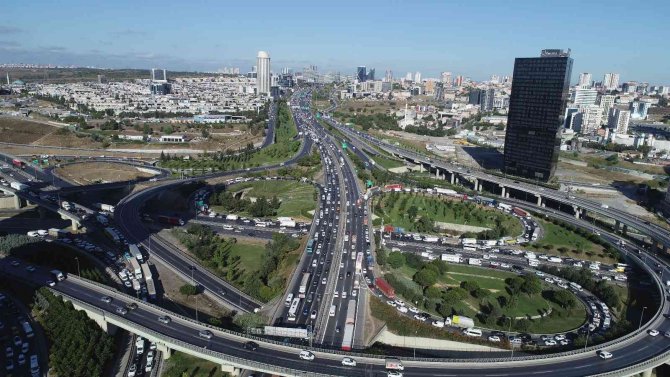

[461,146,504,170]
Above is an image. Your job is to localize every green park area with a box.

[173,224,302,302]
[211,179,317,221]
[380,250,587,334]
[163,352,228,377]
[373,192,522,238]
[528,217,621,264]
[371,154,406,169]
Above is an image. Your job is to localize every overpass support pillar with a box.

[450,173,455,185]
[640,368,653,377]
[157,343,172,360]
[220,364,241,376]
[71,219,80,231]
[536,195,544,207]
[573,206,581,219]
[614,220,621,233]
[92,316,117,335]
[435,168,441,179]
[474,178,480,192]
[13,194,21,209]
[622,224,628,236]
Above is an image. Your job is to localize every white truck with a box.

[468,258,482,266]
[61,201,73,211]
[10,181,28,191]
[461,238,477,246]
[423,236,439,243]
[441,254,462,263]
[278,217,297,228]
[225,214,239,221]
[93,203,115,213]
[446,315,475,329]
[434,187,457,196]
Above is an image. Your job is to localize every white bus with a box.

[569,282,583,292]
[287,298,300,321]
[298,273,310,298]
[285,293,294,307]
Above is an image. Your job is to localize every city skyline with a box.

[0,0,668,84]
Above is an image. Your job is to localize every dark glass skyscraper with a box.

[503,49,573,181]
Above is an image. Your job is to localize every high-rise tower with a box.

[256,51,271,96]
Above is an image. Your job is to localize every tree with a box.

[551,289,576,309]
[413,268,438,287]
[179,284,198,296]
[387,251,405,269]
[521,275,542,297]
[407,205,418,219]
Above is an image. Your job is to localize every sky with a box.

[1,0,669,84]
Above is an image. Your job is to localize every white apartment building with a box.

[607,108,631,134]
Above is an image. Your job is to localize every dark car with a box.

[243,341,259,351]
[126,302,138,310]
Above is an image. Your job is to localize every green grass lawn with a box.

[527,219,615,264]
[216,180,317,221]
[163,352,227,377]
[228,241,267,275]
[392,263,586,332]
[374,193,522,236]
[372,154,406,169]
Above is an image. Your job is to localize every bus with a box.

[355,252,364,273]
[285,293,294,307]
[298,273,311,298]
[569,282,583,292]
[287,298,300,321]
[306,239,314,254]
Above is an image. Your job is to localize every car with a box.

[559,339,570,346]
[26,265,36,273]
[488,335,501,342]
[128,363,137,377]
[158,316,171,324]
[21,342,29,353]
[126,302,138,310]
[13,336,22,346]
[341,357,357,366]
[10,260,20,267]
[46,280,56,287]
[18,353,26,365]
[310,310,317,319]
[101,296,113,303]
[244,341,259,351]
[299,350,315,361]
[199,329,213,339]
[6,359,13,371]
[597,350,613,359]
[116,307,128,315]
[544,339,557,346]
[387,371,403,377]
[648,329,660,337]
[5,346,13,358]
[665,331,670,338]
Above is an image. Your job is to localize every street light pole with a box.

[74,256,80,276]
[639,306,647,330]
[584,328,590,351]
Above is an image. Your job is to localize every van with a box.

[285,293,294,307]
[329,305,336,317]
[463,328,482,337]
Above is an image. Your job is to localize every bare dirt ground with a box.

[54,162,155,184]
[0,117,59,144]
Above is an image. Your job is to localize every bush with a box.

[179,284,197,296]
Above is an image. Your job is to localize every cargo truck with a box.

[12,159,25,169]
[441,254,462,263]
[375,277,395,299]
[341,300,356,351]
[385,358,404,371]
[93,203,116,213]
[157,215,185,226]
[141,264,156,299]
[129,244,144,262]
[447,315,475,329]
[512,207,530,218]
[434,187,457,196]
[468,258,482,266]
[130,258,143,279]
[225,214,239,221]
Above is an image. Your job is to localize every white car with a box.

[554,334,566,341]
[597,350,613,359]
[397,306,408,313]
[544,339,557,346]
[488,335,501,342]
[341,357,357,366]
[299,350,315,361]
[387,371,403,377]
[432,321,445,328]
[648,329,660,337]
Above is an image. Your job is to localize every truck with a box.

[225,214,239,221]
[448,315,475,329]
[157,215,185,226]
[278,217,297,228]
[461,238,477,246]
[10,181,28,191]
[355,252,364,272]
[341,299,357,351]
[512,207,529,218]
[132,279,141,292]
[498,203,512,212]
[129,244,144,263]
[130,258,143,280]
[93,203,115,213]
[12,159,25,169]
[468,258,482,266]
[141,264,156,299]
[423,236,439,243]
[104,227,121,244]
[385,358,404,371]
[375,277,395,299]
[441,254,462,263]
[61,201,73,211]
[96,214,109,226]
[50,269,65,281]
[298,273,310,298]
[434,187,457,196]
